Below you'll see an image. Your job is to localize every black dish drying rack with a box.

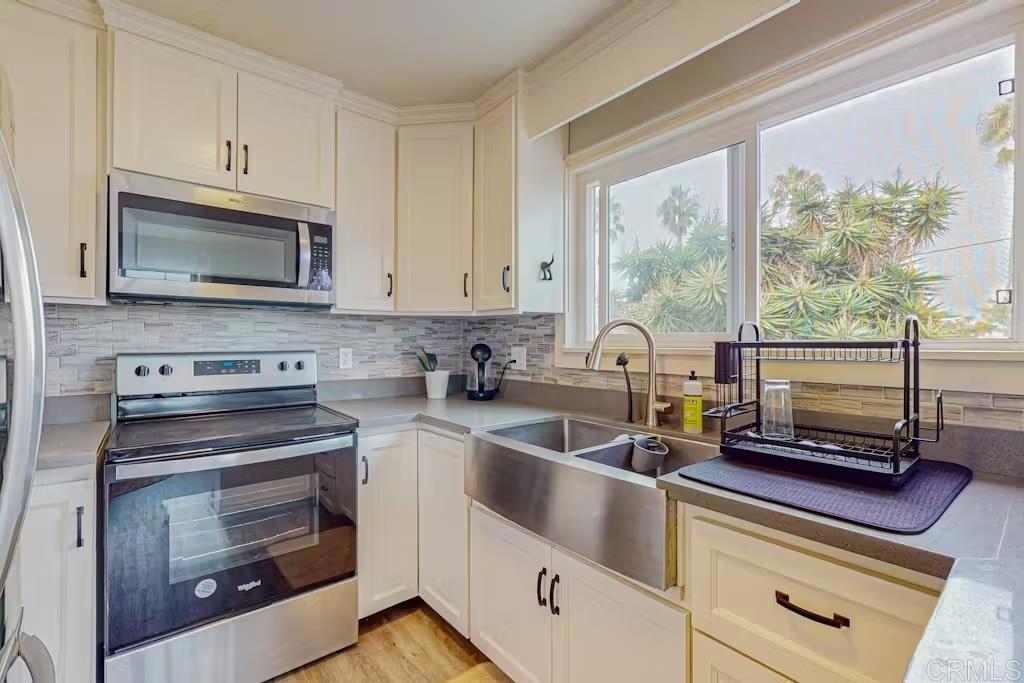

[705,315,943,486]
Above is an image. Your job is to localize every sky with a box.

[607,44,1015,328]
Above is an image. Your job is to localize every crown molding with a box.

[397,102,476,126]
[474,69,523,117]
[337,89,400,126]
[17,0,105,28]
[97,0,343,97]
[525,0,673,94]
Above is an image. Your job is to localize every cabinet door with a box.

[357,430,418,618]
[337,109,396,311]
[692,632,794,683]
[551,547,687,683]
[112,31,237,190]
[470,506,552,683]
[6,479,94,683]
[0,4,99,300]
[397,123,474,312]
[418,430,470,635]
[237,72,335,207]
[474,96,517,311]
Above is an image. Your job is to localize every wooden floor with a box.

[273,600,511,683]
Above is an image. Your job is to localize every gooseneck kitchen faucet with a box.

[585,319,660,429]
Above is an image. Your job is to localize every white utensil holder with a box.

[424,370,450,399]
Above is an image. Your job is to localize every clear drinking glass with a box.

[762,379,795,439]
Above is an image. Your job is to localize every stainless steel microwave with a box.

[108,170,334,307]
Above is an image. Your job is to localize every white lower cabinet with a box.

[5,478,94,683]
[471,505,553,683]
[357,430,419,618]
[470,505,688,683]
[692,632,793,683]
[418,430,470,636]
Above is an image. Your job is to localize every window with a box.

[568,32,1019,353]
[760,45,1015,340]
[574,143,743,345]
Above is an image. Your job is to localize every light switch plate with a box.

[338,348,353,369]
[511,345,527,368]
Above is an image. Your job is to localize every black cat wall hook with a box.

[540,254,555,281]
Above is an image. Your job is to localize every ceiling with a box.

[122,0,628,106]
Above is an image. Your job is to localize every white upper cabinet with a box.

[112,32,237,190]
[336,109,396,311]
[474,96,517,311]
[0,3,100,301]
[474,95,566,314]
[397,123,474,312]
[111,32,335,207]
[237,72,335,207]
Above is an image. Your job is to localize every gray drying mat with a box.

[677,456,972,534]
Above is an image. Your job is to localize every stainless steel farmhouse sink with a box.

[466,416,717,590]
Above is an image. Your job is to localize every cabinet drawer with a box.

[690,517,936,683]
[692,632,793,683]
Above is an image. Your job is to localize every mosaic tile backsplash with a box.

[0,305,1021,431]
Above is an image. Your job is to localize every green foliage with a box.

[612,165,1008,340]
[979,100,1014,167]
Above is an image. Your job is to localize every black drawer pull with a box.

[226,140,232,171]
[387,273,393,297]
[79,242,87,278]
[775,590,850,629]
[463,272,469,298]
[75,506,84,548]
[243,144,249,175]
[549,573,560,615]
[536,567,548,607]
[361,455,369,485]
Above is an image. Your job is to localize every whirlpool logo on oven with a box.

[237,579,262,593]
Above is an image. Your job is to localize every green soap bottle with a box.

[683,370,703,434]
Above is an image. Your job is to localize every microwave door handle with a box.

[297,222,311,289]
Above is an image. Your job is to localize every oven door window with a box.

[118,192,299,288]
[104,447,356,654]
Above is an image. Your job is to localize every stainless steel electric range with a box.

[100,350,359,683]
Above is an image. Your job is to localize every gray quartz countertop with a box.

[38,420,108,470]
[324,395,561,434]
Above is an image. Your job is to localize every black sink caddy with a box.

[705,315,943,487]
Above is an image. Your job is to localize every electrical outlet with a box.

[338,348,353,370]
[511,345,527,368]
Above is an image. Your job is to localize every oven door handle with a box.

[113,434,354,481]
[297,221,311,289]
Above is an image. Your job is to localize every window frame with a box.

[563,16,1024,367]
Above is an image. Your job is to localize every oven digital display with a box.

[194,359,261,375]
[313,235,328,244]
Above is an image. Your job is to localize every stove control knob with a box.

[295,360,306,371]
[134,365,150,377]
[159,364,173,376]
[278,361,289,371]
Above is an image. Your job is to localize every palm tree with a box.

[978,100,1014,166]
[656,186,701,243]
[608,199,626,244]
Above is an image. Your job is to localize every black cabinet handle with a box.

[501,265,511,293]
[775,590,850,629]
[463,273,469,298]
[361,455,369,485]
[78,242,87,278]
[243,144,249,175]
[536,567,548,607]
[549,573,560,615]
[75,506,84,548]
[226,140,232,171]
[387,273,393,298]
